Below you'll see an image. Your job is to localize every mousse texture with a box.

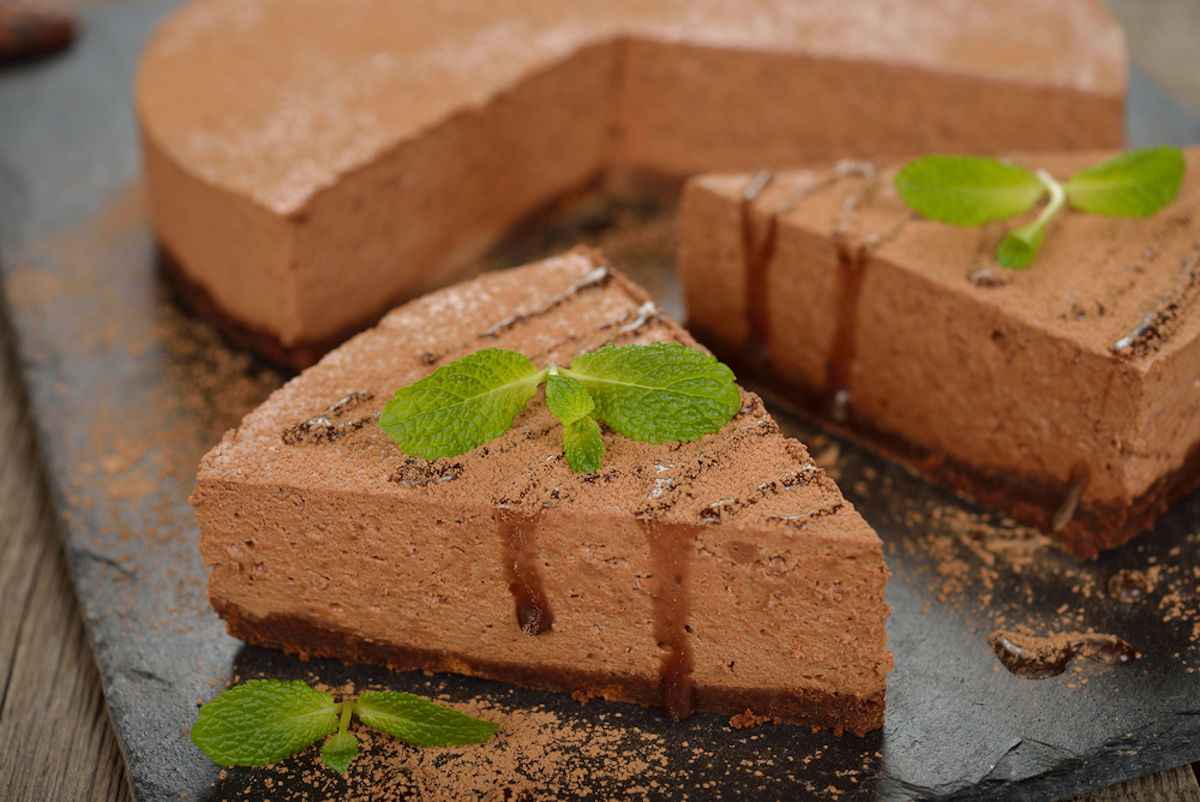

[191,249,892,734]
[678,150,1200,557]
[138,0,1126,364]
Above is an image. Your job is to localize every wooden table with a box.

[3,0,1200,798]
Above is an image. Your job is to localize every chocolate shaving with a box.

[389,458,464,487]
[481,265,611,339]
[281,390,374,445]
[1111,242,1200,358]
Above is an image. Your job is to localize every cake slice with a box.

[190,248,892,735]
[138,0,1126,366]
[678,150,1200,557]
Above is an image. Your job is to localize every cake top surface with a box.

[197,249,874,543]
[696,148,1200,367]
[137,0,1125,214]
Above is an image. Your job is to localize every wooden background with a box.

[1,1,1199,799]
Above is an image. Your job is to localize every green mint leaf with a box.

[545,371,594,425]
[320,731,358,775]
[563,415,604,474]
[191,680,338,767]
[565,342,740,444]
[996,223,1043,269]
[1064,146,1186,218]
[995,168,1064,270]
[380,348,545,459]
[354,691,499,747]
[894,155,1045,226]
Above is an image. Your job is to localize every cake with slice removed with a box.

[190,248,892,735]
[138,0,1126,367]
[678,150,1200,557]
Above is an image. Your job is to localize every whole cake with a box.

[678,150,1200,557]
[190,249,893,735]
[137,0,1126,367]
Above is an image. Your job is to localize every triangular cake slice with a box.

[191,248,891,734]
[678,150,1200,557]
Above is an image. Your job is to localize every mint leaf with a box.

[191,680,338,767]
[545,372,594,425]
[895,155,1045,226]
[379,349,545,459]
[1064,146,1186,217]
[564,342,740,443]
[995,168,1064,270]
[354,691,498,747]
[320,731,358,775]
[562,415,604,474]
[997,223,1043,270]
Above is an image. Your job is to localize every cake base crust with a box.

[160,250,356,370]
[215,598,886,736]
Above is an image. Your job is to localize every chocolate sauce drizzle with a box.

[737,162,882,421]
[989,630,1138,679]
[739,171,778,361]
[496,508,555,635]
[281,390,375,445]
[481,264,611,339]
[641,520,700,720]
[823,163,881,423]
[1111,240,1200,358]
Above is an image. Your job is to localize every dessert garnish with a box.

[191,679,498,775]
[379,342,741,474]
[895,146,1186,269]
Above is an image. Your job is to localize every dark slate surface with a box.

[2,3,1200,800]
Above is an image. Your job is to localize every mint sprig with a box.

[895,147,1187,270]
[192,680,498,776]
[379,342,740,475]
[355,691,499,747]
[545,370,605,473]
[378,348,543,460]
[190,680,338,767]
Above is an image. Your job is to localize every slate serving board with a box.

[3,3,1200,800]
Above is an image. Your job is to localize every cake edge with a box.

[214,597,886,737]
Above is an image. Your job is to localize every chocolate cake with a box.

[138,0,1126,367]
[190,249,892,735]
[678,150,1200,557]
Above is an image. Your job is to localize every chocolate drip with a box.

[1051,463,1091,532]
[822,163,880,422]
[481,264,610,339]
[641,520,699,719]
[989,630,1138,679]
[825,236,868,422]
[1110,228,1199,358]
[497,508,554,635]
[740,171,777,361]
